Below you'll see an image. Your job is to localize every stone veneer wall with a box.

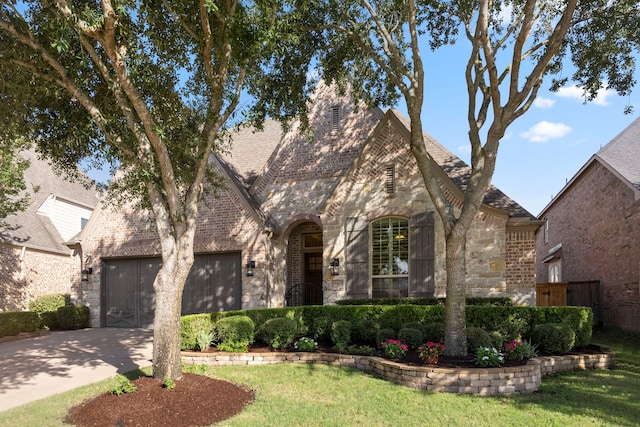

[182,348,614,395]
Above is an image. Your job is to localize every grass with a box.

[1,328,639,426]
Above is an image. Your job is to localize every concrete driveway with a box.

[0,328,153,412]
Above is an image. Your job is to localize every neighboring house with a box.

[75,82,541,328]
[0,149,99,311]
[536,117,640,332]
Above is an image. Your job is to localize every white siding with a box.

[38,195,94,241]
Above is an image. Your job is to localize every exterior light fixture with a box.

[246,260,256,277]
[329,258,340,276]
[81,267,93,282]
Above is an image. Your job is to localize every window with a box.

[81,218,88,230]
[303,233,323,249]
[385,165,395,195]
[544,217,549,243]
[331,106,340,132]
[371,217,409,298]
[549,260,561,283]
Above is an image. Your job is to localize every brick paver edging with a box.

[181,346,614,395]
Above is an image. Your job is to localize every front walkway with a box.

[0,328,153,412]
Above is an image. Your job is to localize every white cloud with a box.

[534,97,555,109]
[556,85,614,106]
[521,121,572,143]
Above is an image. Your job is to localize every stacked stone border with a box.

[182,345,614,395]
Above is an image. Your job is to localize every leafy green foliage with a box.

[163,377,176,390]
[330,320,352,353]
[215,315,255,347]
[398,327,424,350]
[531,323,576,355]
[351,318,380,345]
[258,317,297,349]
[180,314,215,351]
[0,311,40,336]
[29,294,70,330]
[466,327,492,355]
[0,139,31,223]
[423,322,445,343]
[196,329,214,352]
[56,305,90,330]
[109,376,138,396]
[376,328,396,348]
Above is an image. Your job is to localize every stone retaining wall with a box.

[181,346,614,395]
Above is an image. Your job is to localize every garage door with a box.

[103,252,241,328]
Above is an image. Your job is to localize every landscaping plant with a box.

[381,339,408,360]
[294,337,318,352]
[418,342,445,363]
[475,347,504,367]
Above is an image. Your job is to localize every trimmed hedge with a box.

[216,315,255,345]
[181,314,215,351]
[0,312,40,337]
[182,305,593,353]
[531,323,576,354]
[258,317,297,349]
[28,294,71,330]
[57,305,90,330]
[336,297,513,306]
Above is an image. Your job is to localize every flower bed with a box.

[181,344,614,395]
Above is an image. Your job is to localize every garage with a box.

[102,252,241,327]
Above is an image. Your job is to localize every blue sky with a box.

[84,38,639,218]
[412,42,639,216]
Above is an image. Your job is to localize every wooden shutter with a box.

[346,217,369,298]
[409,211,435,296]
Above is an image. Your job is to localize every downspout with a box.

[264,228,274,308]
[19,246,27,307]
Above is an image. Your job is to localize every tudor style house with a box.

[0,149,99,312]
[536,117,640,333]
[75,82,541,328]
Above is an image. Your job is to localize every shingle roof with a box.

[0,149,98,254]
[391,110,536,219]
[219,120,283,188]
[596,116,640,191]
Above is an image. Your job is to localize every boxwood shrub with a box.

[28,294,71,330]
[258,317,297,349]
[331,320,352,353]
[531,323,576,355]
[181,314,215,351]
[216,315,255,348]
[0,312,40,337]
[56,305,90,330]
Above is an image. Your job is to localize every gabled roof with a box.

[596,116,640,192]
[0,149,98,254]
[390,110,535,219]
[539,116,640,217]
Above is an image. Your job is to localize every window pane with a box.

[372,278,408,298]
[371,217,408,277]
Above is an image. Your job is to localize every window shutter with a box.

[409,211,435,296]
[346,217,369,298]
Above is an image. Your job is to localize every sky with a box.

[83,32,639,219]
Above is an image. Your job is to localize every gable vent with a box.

[331,106,340,132]
[385,165,395,194]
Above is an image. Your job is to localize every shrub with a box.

[258,317,297,349]
[216,315,255,346]
[475,347,504,367]
[466,327,492,355]
[398,327,423,349]
[381,339,408,359]
[29,294,70,330]
[376,328,396,347]
[489,330,505,349]
[345,344,377,355]
[531,323,575,355]
[331,320,352,353]
[402,321,426,336]
[294,337,318,352]
[181,314,214,351]
[351,318,379,345]
[0,312,40,337]
[217,340,250,352]
[423,322,445,343]
[310,316,334,343]
[56,305,89,330]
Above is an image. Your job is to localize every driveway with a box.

[0,328,153,412]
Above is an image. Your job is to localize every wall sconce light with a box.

[246,260,255,277]
[81,267,93,282]
[329,258,339,276]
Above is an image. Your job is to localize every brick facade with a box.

[536,161,640,331]
[0,243,76,311]
[77,82,539,326]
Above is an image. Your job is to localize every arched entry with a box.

[284,221,323,306]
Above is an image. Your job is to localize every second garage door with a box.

[103,252,241,328]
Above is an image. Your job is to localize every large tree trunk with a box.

[151,246,194,381]
[443,226,468,356]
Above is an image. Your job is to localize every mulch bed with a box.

[65,373,253,427]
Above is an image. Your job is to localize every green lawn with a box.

[2,328,639,427]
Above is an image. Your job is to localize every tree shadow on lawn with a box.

[497,366,640,426]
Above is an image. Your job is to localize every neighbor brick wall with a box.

[536,161,640,331]
[0,244,74,312]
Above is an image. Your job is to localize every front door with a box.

[304,253,324,305]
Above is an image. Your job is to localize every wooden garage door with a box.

[103,253,241,328]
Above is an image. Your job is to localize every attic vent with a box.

[331,106,340,132]
[385,165,395,194]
